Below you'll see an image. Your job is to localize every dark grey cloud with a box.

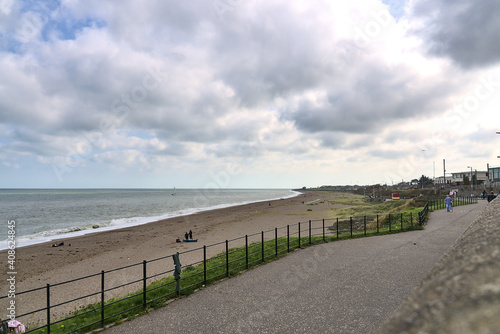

[315,133,346,149]
[5,128,66,156]
[281,63,456,135]
[211,2,338,107]
[410,0,500,69]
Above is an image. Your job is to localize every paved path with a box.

[104,200,487,334]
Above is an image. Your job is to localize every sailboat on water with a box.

[172,187,176,196]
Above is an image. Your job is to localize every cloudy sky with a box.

[1,0,499,189]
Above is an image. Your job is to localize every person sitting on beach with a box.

[176,237,181,243]
[487,191,497,203]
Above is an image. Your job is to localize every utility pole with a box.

[497,132,500,158]
[443,159,446,190]
[487,163,490,187]
[433,161,436,193]
[467,166,473,193]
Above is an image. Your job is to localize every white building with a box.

[451,170,488,185]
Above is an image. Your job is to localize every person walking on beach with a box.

[487,191,497,203]
[445,194,453,212]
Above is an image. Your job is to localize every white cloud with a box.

[0,0,499,188]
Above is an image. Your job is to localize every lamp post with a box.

[467,166,473,192]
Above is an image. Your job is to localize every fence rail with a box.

[0,197,477,334]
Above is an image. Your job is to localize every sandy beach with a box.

[1,190,355,325]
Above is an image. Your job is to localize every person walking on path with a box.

[445,194,453,212]
[487,191,497,203]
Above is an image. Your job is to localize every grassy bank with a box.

[29,217,424,333]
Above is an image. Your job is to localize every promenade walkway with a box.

[104,200,487,334]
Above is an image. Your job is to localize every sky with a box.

[0,0,499,189]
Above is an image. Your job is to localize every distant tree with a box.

[418,175,434,188]
[463,176,470,185]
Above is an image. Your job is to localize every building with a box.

[488,166,500,187]
[434,176,453,186]
[451,170,488,186]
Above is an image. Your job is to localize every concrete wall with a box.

[377,197,500,334]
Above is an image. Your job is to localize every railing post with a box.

[260,231,265,262]
[173,252,181,297]
[389,214,392,232]
[203,245,207,285]
[275,228,278,257]
[410,212,413,229]
[47,283,50,334]
[226,240,229,277]
[401,213,403,231]
[336,218,339,239]
[363,216,366,237]
[309,220,312,245]
[261,231,265,262]
[376,215,379,233]
[350,217,353,237]
[287,225,290,253]
[245,235,249,269]
[322,219,325,242]
[142,260,147,309]
[298,222,301,248]
[101,270,105,328]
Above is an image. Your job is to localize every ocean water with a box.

[0,188,299,250]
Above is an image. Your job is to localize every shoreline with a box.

[1,191,327,282]
[1,189,302,251]
[0,190,352,323]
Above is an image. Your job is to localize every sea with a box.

[0,188,300,250]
